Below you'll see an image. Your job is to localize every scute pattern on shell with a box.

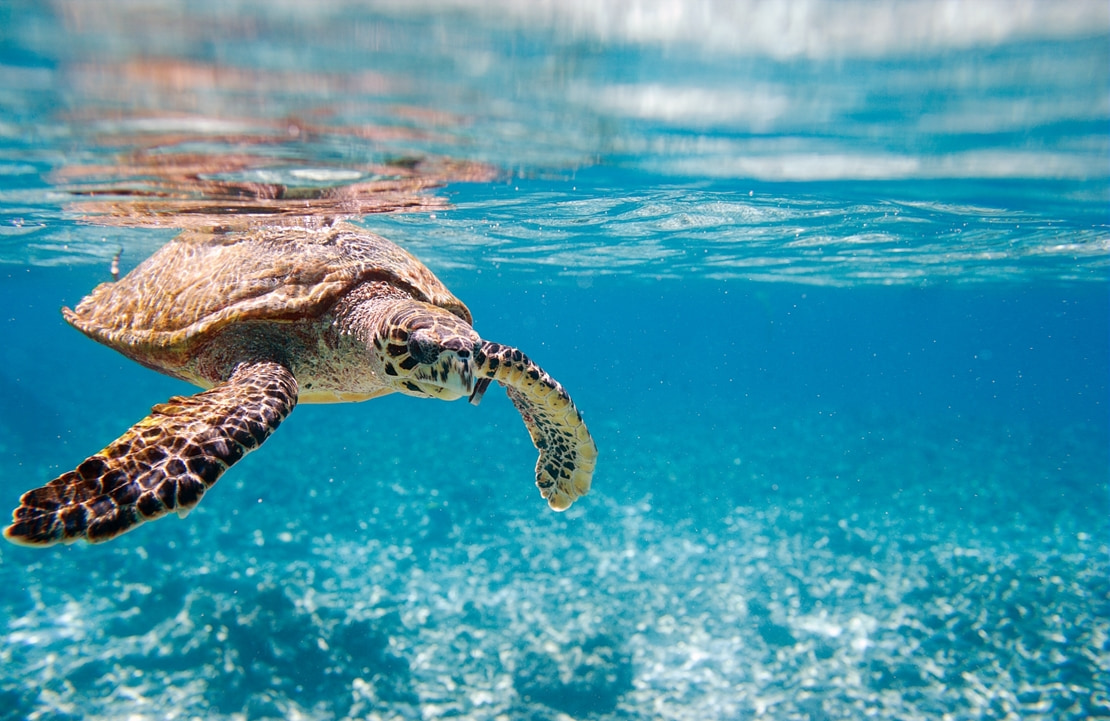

[64,222,470,368]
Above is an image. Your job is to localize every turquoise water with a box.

[1,2,1108,719]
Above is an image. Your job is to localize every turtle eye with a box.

[407,333,441,365]
[441,335,474,358]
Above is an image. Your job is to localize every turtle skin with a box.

[5,222,596,546]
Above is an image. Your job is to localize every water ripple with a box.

[369,184,1109,286]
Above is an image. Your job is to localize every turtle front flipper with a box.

[4,361,297,546]
[473,341,597,511]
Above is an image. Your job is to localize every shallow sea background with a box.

[1,1,1108,720]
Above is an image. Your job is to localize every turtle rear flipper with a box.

[474,342,597,511]
[4,361,297,546]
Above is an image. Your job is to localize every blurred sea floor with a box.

[0,360,1106,719]
[0,1,1108,719]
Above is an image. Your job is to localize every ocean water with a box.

[1,2,1108,720]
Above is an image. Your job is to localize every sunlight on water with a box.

[367,181,1110,285]
[0,2,1108,720]
[1,0,1107,285]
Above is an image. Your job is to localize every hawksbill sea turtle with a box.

[4,221,597,546]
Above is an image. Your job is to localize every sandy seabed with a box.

[1,403,1106,721]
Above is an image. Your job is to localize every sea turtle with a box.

[4,221,597,546]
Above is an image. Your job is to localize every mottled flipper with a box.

[4,361,297,546]
[473,341,597,510]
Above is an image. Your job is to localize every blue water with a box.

[1,2,1108,719]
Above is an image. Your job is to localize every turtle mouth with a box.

[468,377,492,406]
[408,350,476,401]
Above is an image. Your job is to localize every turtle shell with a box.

[64,222,471,369]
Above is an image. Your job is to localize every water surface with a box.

[1,2,1107,719]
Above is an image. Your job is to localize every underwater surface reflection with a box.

[0,1,1107,719]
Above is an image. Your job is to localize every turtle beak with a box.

[431,349,476,400]
[468,377,492,406]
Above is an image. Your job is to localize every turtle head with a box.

[372,301,480,401]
